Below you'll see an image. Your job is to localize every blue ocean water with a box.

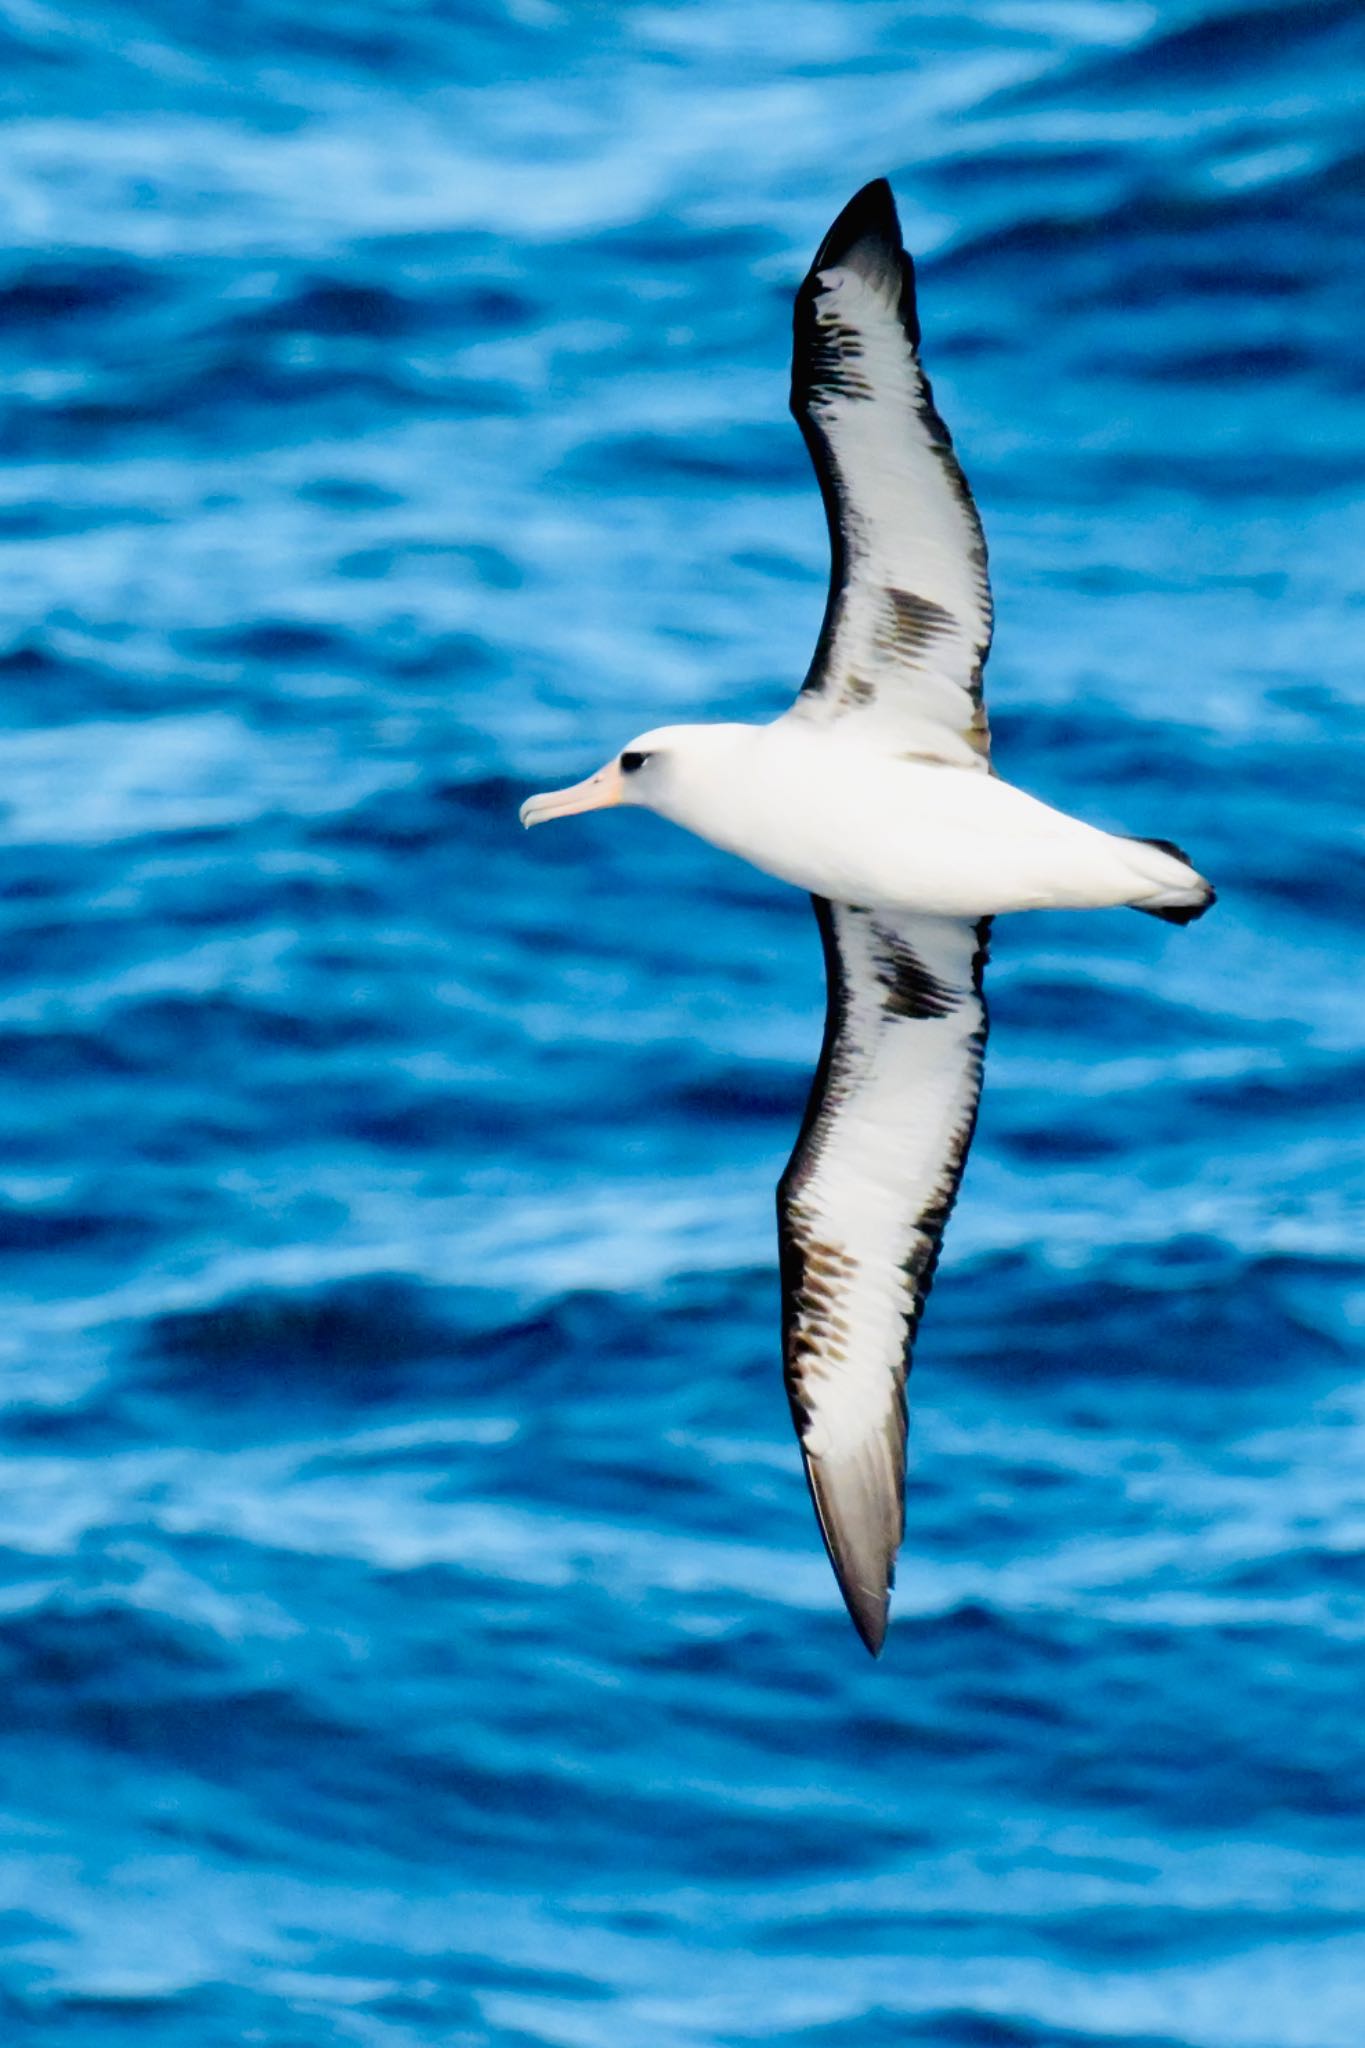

[2,1,1364,2041]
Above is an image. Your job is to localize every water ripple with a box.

[0,3,1360,2044]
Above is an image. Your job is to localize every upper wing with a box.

[778,902,989,1654]
[790,179,993,770]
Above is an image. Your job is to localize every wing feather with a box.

[778,902,990,1654]
[790,179,993,769]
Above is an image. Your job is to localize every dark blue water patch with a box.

[309,769,519,853]
[777,2012,1021,2047]
[1038,0,1365,97]
[1221,1541,1365,1597]
[937,1247,1356,1390]
[0,1023,149,1082]
[3,362,515,463]
[1090,443,1364,502]
[238,275,429,341]
[222,266,540,346]
[0,1579,906,1887]
[1115,338,1320,385]
[0,640,171,726]
[13,1680,499,1883]
[111,990,393,1066]
[989,1113,1138,1170]
[991,712,1331,854]
[665,1068,807,1137]
[215,0,565,77]
[2,1989,311,2048]
[987,1050,1352,1167]
[1234,839,1365,925]
[0,256,164,332]
[929,143,1129,195]
[794,2016,1192,2048]
[992,969,1216,1046]
[137,1272,721,1411]
[296,474,405,512]
[332,1079,534,1155]
[1036,1899,1365,1964]
[2,304,531,457]
[365,629,514,684]
[139,1278,463,1411]
[0,505,171,547]
[191,617,346,664]
[1183,1049,1365,1127]
[771,1601,1357,1837]
[558,423,797,493]
[120,862,386,935]
[0,1196,152,1259]
[935,182,1347,312]
[431,1273,771,1411]
[1314,144,1365,206]
[1032,1632,1365,1834]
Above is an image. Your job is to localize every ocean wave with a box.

[3,1,1360,2040]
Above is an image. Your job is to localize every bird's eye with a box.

[620,750,650,774]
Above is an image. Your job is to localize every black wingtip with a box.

[812,177,903,272]
[826,1537,890,1657]
[811,1490,894,1658]
[851,1594,889,1659]
[803,1448,899,1658]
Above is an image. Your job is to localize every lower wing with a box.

[777,901,990,1653]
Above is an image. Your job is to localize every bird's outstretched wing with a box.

[778,903,990,1654]
[790,179,993,770]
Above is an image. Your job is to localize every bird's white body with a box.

[624,717,1203,919]
[518,178,1215,1655]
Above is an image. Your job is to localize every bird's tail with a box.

[1127,835,1216,925]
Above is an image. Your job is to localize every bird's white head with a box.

[518,724,752,834]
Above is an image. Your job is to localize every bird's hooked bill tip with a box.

[518,761,622,829]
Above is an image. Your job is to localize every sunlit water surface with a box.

[2,3,1364,2044]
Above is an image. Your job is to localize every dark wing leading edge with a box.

[790,178,993,770]
[778,904,990,1655]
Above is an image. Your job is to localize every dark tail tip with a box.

[1125,834,1215,925]
[1137,834,1194,865]
[1136,884,1217,926]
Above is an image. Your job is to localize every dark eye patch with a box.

[620,750,650,773]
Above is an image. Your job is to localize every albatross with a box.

[519,179,1214,1655]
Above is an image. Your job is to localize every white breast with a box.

[658,720,1167,918]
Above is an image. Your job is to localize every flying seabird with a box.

[519,179,1214,1655]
